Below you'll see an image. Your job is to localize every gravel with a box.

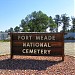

[0,42,75,75]
[0,55,75,75]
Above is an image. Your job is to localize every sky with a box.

[0,0,74,31]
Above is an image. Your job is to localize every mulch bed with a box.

[0,55,75,75]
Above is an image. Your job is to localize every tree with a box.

[14,26,20,32]
[54,15,61,32]
[8,27,14,32]
[61,14,70,33]
[71,17,75,32]
[48,16,57,32]
[5,30,8,32]
[20,11,56,32]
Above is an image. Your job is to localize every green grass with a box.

[0,40,10,42]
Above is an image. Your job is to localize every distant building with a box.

[64,32,75,42]
[64,32,75,38]
[0,32,9,40]
[0,32,75,40]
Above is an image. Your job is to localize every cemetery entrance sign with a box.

[10,32,64,61]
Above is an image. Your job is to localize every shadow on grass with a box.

[0,58,62,70]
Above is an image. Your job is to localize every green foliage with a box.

[0,40,10,42]
[71,17,75,32]
[48,16,57,32]
[4,11,75,33]
[14,26,20,32]
[8,27,14,32]
[20,11,56,32]
[54,15,61,32]
[61,14,70,33]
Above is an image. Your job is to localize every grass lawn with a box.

[0,40,10,42]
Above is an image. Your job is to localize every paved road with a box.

[64,42,75,57]
[0,42,75,57]
[0,42,10,55]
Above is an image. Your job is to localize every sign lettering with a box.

[10,32,64,61]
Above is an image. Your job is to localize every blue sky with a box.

[0,0,74,31]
